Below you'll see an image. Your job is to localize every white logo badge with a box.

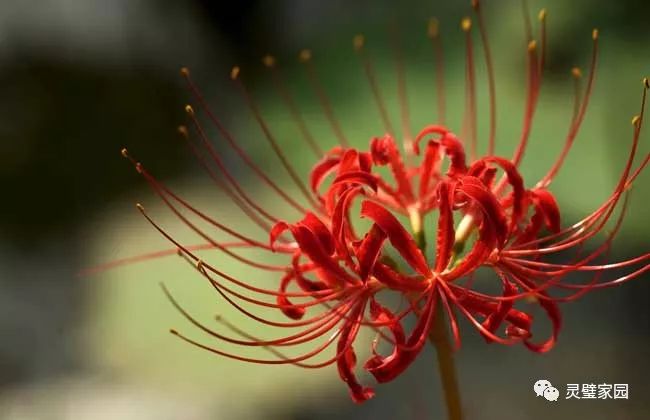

[534,379,558,402]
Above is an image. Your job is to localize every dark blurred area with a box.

[0,0,648,419]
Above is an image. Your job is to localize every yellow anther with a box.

[177,125,188,136]
[299,49,312,62]
[136,203,144,211]
[632,115,641,126]
[230,66,240,80]
[180,67,190,77]
[185,104,194,115]
[528,40,537,52]
[461,17,472,32]
[592,28,599,40]
[353,34,365,50]
[643,77,649,89]
[571,67,583,78]
[538,8,547,21]
[262,54,276,68]
[120,148,129,158]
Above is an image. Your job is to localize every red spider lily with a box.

[109,0,650,407]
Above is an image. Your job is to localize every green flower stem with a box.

[428,303,463,420]
[410,211,463,420]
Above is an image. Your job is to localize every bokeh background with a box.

[0,0,648,419]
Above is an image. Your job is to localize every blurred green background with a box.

[0,0,648,419]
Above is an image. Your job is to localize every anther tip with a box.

[538,9,547,21]
[136,203,145,211]
[262,54,276,68]
[230,66,240,80]
[528,40,537,52]
[180,67,190,77]
[427,17,439,38]
[592,28,599,40]
[120,148,129,158]
[170,329,179,335]
[461,17,472,32]
[177,125,188,136]
[353,34,365,50]
[185,104,194,115]
[571,67,582,78]
[643,77,649,89]
[299,49,312,62]
[632,115,641,126]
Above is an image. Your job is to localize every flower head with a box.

[118,0,648,404]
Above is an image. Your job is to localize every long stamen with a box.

[509,39,540,168]
[571,67,583,123]
[182,109,278,222]
[538,80,648,252]
[538,9,547,74]
[138,215,338,305]
[169,325,340,366]
[262,55,323,157]
[122,152,283,252]
[472,0,497,155]
[390,24,413,152]
[354,34,395,136]
[510,80,647,257]
[231,66,322,211]
[213,313,313,363]
[198,263,351,326]
[184,104,305,218]
[461,17,478,160]
[140,170,290,271]
[181,69,309,214]
[299,49,350,147]
[178,125,277,234]
[538,29,599,188]
[498,195,635,299]
[428,17,446,125]
[162,283,349,348]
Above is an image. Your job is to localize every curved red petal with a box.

[370,135,415,203]
[310,156,340,196]
[355,224,387,280]
[457,176,508,247]
[365,290,435,383]
[435,181,455,272]
[531,188,561,233]
[337,302,375,403]
[300,212,335,256]
[419,140,442,199]
[277,272,306,320]
[360,200,431,276]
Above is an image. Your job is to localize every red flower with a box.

[114,0,649,406]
